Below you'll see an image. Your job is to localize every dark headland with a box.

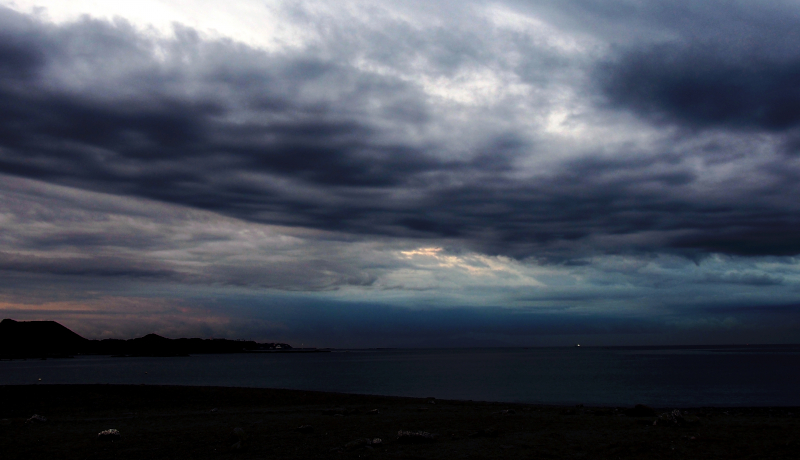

[0,319,303,358]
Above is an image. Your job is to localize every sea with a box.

[2,346,799,407]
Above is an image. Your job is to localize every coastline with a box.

[1,385,797,459]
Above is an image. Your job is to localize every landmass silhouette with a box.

[0,319,294,358]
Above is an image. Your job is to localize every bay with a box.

[2,346,799,407]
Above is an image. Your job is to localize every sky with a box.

[1,0,800,347]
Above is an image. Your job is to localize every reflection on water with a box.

[1,346,798,406]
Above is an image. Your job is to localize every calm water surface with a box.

[2,346,799,407]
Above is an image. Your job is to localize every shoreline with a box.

[3,383,800,410]
[2,385,798,459]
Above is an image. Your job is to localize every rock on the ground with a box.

[97,429,120,441]
[625,404,657,417]
[229,427,247,449]
[468,428,499,438]
[230,427,247,441]
[343,437,383,450]
[397,430,435,443]
[654,409,694,426]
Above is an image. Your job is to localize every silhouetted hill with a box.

[0,319,89,358]
[0,319,292,358]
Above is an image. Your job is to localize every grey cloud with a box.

[4,2,800,347]
[701,271,784,286]
[586,0,800,134]
[0,251,178,279]
[201,259,379,290]
[0,176,391,292]
[1,4,800,264]
[509,0,800,51]
[598,43,800,132]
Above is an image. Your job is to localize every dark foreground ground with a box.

[1,385,798,459]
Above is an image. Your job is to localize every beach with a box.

[1,385,798,459]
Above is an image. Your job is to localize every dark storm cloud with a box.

[2,5,800,263]
[588,0,800,134]
[599,43,800,132]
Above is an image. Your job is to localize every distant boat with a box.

[575,344,581,347]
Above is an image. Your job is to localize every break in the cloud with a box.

[1,0,800,345]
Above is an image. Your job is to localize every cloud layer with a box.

[2,1,800,344]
